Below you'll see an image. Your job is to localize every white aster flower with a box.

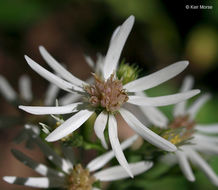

[19,15,200,177]
[141,76,218,186]
[3,124,152,190]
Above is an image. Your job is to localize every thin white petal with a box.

[36,143,71,174]
[46,109,93,142]
[124,61,189,92]
[119,108,177,152]
[24,55,83,93]
[193,139,218,155]
[140,106,168,128]
[87,134,138,172]
[194,134,218,144]
[196,124,218,134]
[108,114,133,178]
[95,53,105,74]
[175,151,195,181]
[39,46,86,86]
[19,102,81,115]
[84,55,95,69]
[24,124,40,135]
[123,103,150,125]
[187,93,211,119]
[187,149,218,186]
[161,153,178,165]
[59,76,92,104]
[0,75,17,101]
[180,75,194,92]
[18,75,33,102]
[94,161,153,181]
[92,188,101,190]
[25,126,71,172]
[60,158,73,174]
[127,90,200,107]
[103,15,134,79]
[94,111,108,149]
[110,26,121,44]
[44,83,60,106]
[11,149,64,177]
[135,92,168,128]
[3,176,65,188]
[174,75,194,116]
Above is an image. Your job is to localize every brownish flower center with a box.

[84,74,129,113]
[169,115,195,131]
[163,115,195,145]
[67,164,95,190]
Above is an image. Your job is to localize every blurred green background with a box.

[0,0,217,190]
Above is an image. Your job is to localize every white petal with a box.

[108,114,133,178]
[173,75,194,116]
[19,102,81,115]
[110,26,121,44]
[24,55,83,93]
[18,75,33,102]
[180,75,194,92]
[87,134,138,172]
[0,75,17,101]
[11,149,64,177]
[94,161,153,181]
[196,124,218,134]
[25,126,72,173]
[95,53,105,74]
[92,188,101,190]
[135,92,168,128]
[194,134,218,144]
[193,139,218,155]
[46,109,93,142]
[123,103,150,125]
[84,55,95,69]
[60,158,73,174]
[3,176,65,188]
[103,15,135,79]
[119,108,177,152]
[187,149,218,186]
[161,153,178,165]
[127,90,200,107]
[44,83,60,106]
[24,124,40,135]
[39,46,86,86]
[59,93,81,105]
[175,151,195,181]
[124,61,189,92]
[26,128,72,173]
[187,93,211,119]
[94,111,108,149]
[140,106,168,128]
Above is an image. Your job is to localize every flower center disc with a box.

[163,115,195,145]
[68,164,95,190]
[84,74,128,113]
[169,115,195,131]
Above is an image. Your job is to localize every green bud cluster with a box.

[117,60,140,85]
